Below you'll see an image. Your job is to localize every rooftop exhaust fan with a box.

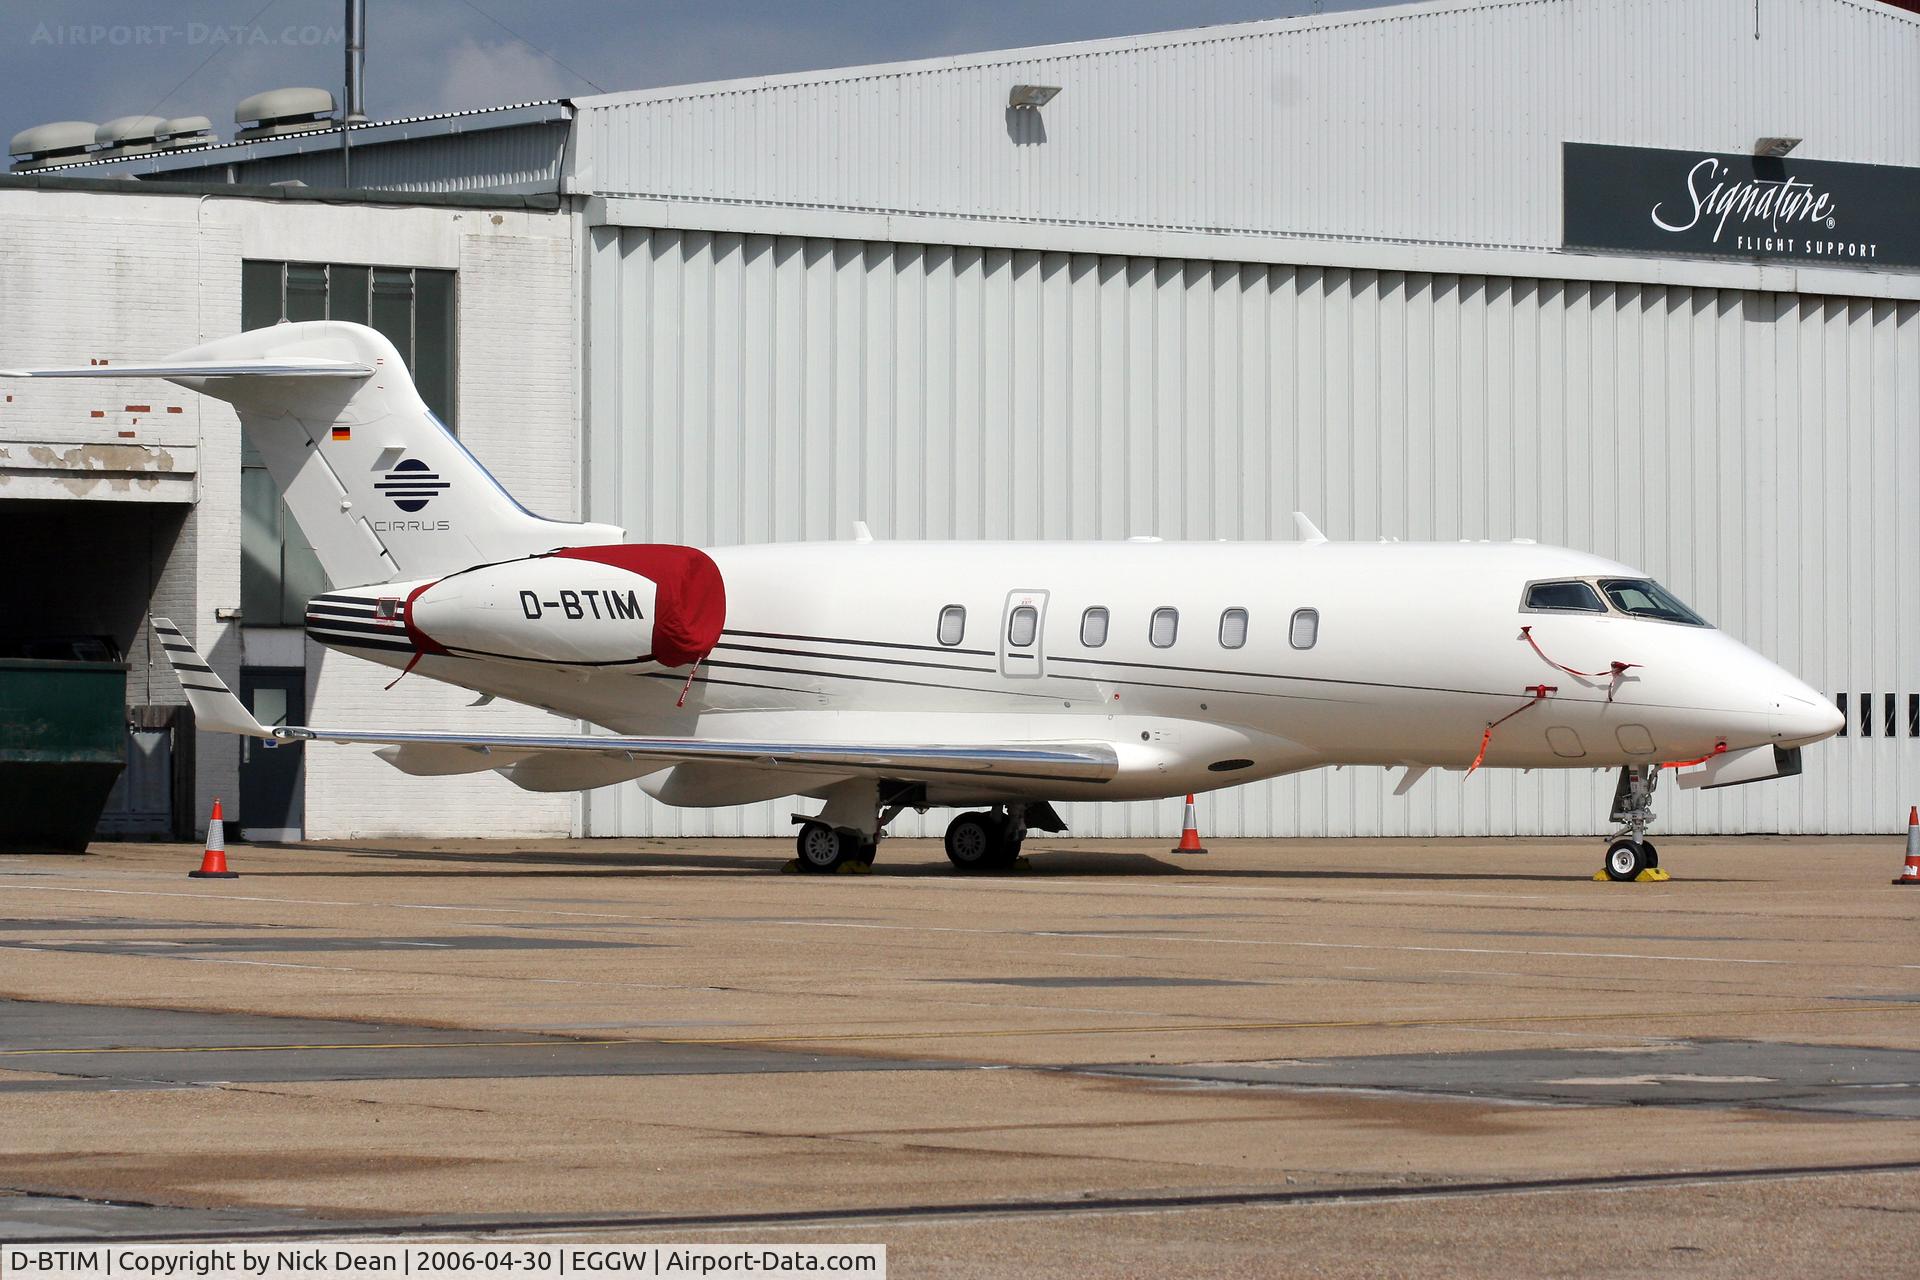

[93,115,168,159]
[8,120,97,171]
[235,87,338,140]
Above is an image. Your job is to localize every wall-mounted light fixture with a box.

[1008,84,1061,109]
[1753,136,1801,158]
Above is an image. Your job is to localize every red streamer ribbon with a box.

[1467,684,1556,776]
[1519,626,1640,701]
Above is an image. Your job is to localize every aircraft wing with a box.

[149,619,1117,786]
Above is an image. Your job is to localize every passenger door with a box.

[999,589,1049,679]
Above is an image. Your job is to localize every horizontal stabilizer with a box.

[0,358,371,380]
[149,619,271,738]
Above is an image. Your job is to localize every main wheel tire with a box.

[796,821,852,872]
[1604,838,1648,882]
[945,812,1000,871]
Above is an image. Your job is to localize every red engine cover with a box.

[553,544,726,668]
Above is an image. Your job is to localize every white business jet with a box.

[4,322,1843,880]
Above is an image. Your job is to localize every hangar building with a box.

[5,0,1917,842]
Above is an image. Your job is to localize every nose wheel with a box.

[1601,765,1669,882]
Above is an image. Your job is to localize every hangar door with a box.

[582,225,1919,838]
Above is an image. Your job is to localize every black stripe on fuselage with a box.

[713,639,997,677]
[306,632,417,655]
[304,617,409,638]
[715,628,1612,707]
[722,627,994,659]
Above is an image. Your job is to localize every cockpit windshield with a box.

[1596,578,1710,627]
[1524,580,1606,613]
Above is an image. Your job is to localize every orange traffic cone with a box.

[189,798,238,879]
[1895,807,1920,886]
[1171,793,1208,855]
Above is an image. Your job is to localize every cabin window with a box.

[1150,608,1179,649]
[1598,578,1710,627]
[1080,607,1109,648]
[937,605,967,646]
[1524,580,1606,613]
[1007,605,1038,647]
[1219,608,1249,649]
[1289,607,1319,650]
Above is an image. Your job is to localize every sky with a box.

[3,0,1390,139]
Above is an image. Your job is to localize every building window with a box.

[1290,608,1320,650]
[1080,607,1109,648]
[1150,608,1179,649]
[1007,605,1038,647]
[240,468,328,626]
[242,260,456,426]
[1219,608,1249,649]
[239,259,456,625]
[937,605,967,646]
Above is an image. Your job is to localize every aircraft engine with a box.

[405,544,725,669]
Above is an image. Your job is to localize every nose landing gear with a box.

[1601,764,1669,882]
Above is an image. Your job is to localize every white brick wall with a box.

[298,222,585,839]
[0,188,584,840]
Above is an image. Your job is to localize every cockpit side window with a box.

[1598,578,1710,627]
[1523,580,1606,614]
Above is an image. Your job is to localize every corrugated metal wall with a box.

[582,227,1919,838]
[569,0,1920,249]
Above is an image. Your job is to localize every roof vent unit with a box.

[8,120,97,171]
[235,87,337,140]
[158,115,216,149]
[94,115,169,158]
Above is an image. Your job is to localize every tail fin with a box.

[3,322,623,585]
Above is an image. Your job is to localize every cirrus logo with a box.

[375,457,450,513]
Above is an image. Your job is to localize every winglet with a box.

[1294,512,1329,545]
[149,619,272,738]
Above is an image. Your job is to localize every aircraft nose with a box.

[1771,683,1845,745]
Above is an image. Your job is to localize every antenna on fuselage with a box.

[1294,512,1329,546]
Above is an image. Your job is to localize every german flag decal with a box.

[331,426,351,441]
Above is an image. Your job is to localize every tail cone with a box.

[1172,793,1208,855]
[190,798,238,879]
[1896,807,1920,886]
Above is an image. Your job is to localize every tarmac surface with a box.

[1,832,1917,1275]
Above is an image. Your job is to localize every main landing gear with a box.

[790,779,904,874]
[944,806,1028,872]
[793,820,878,873]
[790,786,1063,875]
[1602,764,1669,882]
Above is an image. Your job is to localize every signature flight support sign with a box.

[1563,142,1919,269]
